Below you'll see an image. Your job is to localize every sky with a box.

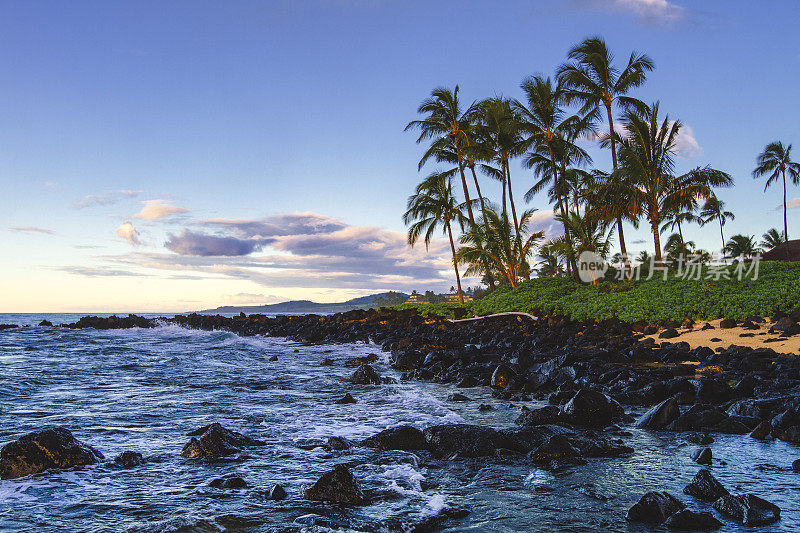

[1,0,799,312]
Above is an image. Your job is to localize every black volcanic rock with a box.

[0,427,104,479]
[713,494,780,525]
[691,447,712,465]
[361,425,427,451]
[209,474,248,489]
[637,397,680,429]
[683,469,728,501]
[180,423,265,458]
[627,491,686,523]
[304,465,364,505]
[350,364,381,385]
[113,451,144,468]
[335,393,356,404]
[423,424,511,458]
[562,389,622,427]
[664,509,722,530]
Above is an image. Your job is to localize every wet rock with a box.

[686,433,714,445]
[38,320,52,327]
[792,459,800,472]
[268,355,279,361]
[627,491,686,523]
[209,474,248,489]
[267,484,287,500]
[350,364,381,385]
[362,425,427,451]
[712,418,751,434]
[580,438,634,458]
[490,364,516,390]
[528,435,582,465]
[423,424,510,458]
[683,469,729,501]
[326,437,352,451]
[637,397,680,429]
[750,420,773,440]
[304,464,365,505]
[779,425,800,443]
[659,328,680,339]
[719,318,737,329]
[334,393,356,404]
[447,393,471,402]
[713,494,780,525]
[664,509,722,530]
[691,447,712,465]
[515,405,562,426]
[320,358,333,366]
[561,389,622,427]
[0,427,104,479]
[478,404,494,411]
[669,404,728,432]
[113,451,144,468]
[181,423,265,458]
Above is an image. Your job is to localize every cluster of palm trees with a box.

[403,37,799,303]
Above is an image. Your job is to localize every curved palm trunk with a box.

[718,219,726,255]
[446,219,464,304]
[505,158,520,235]
[652,221,662,262]
[606,103,632,279]
[782,169,789,252]
[454,145,475,225]
[468,164,496,291]
[501,167,508,219]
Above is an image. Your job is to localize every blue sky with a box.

[2,0,799,312]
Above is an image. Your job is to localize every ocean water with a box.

[0,314,798,532]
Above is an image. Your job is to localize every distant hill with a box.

[198,291,409,314]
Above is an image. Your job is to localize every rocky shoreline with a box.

[4,308,800,529]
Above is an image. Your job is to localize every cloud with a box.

[117,221,141,246]
[72,190,141,209]
[222,293,282,305]
[134,200,190,220]
[200,212,347,238]
[7,226,55,235]
[573,0,686,24]
[165,230,263,256]
[777,198,800,211]
[57,266,145,277]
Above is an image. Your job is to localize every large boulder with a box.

[627,491,686,523]
[561,389,623,427]
[713,494,780,525]
[490,364,516,390]
[304,464,365,505]
[180,423,266,458]
[113,451,144,468]
[361,425,427,451]
[350,364,381,385]
[0,427,104,479]
[683,469,728,501]
[423,424,511,458]
[528,435,582,465]
[691,447,712,465]
[637,397,680,429]
[515,405,562,426]
[664,509,722,530]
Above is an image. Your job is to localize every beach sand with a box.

[644,318,800,355]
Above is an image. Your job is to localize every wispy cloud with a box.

[7,226,55,235]
[165,229,263,256]
[57,266,146,277]
[573,0,686,25]
[72,190,142,209]
[222,293,282,305]
[134,200,190,220]
[116,221,141,246]
[777,198,800,210]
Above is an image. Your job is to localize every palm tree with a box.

[761,228,786,250]
[558,37,654,271]
[607,103,732,261]
[476,97,523,232]
[406,86,479,225]
[513,74,591,277]
[554,211,614,258]
[535,243,565,277]
[724,234,760,260]
[458,209,544,288]
[403,172,467,303]
[664,233,695,265]
[753,141,800,242]
[698,195,735,257]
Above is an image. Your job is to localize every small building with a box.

[405,293,429,304]
[443,292,473,303]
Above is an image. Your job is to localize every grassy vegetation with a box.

[395,261,800,323]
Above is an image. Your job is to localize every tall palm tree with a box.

[406,86,479,225]
[403,172,467,303]
[458,208,544,288]
[753,141,800,242]
[607,103,732,261]
[698,195,735,257]
[660,206,697,244]
[558,37,654,271]
[724,234,760,260]
[761,228,786,250]
[476,97,523,232]
[512,74,591,278]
